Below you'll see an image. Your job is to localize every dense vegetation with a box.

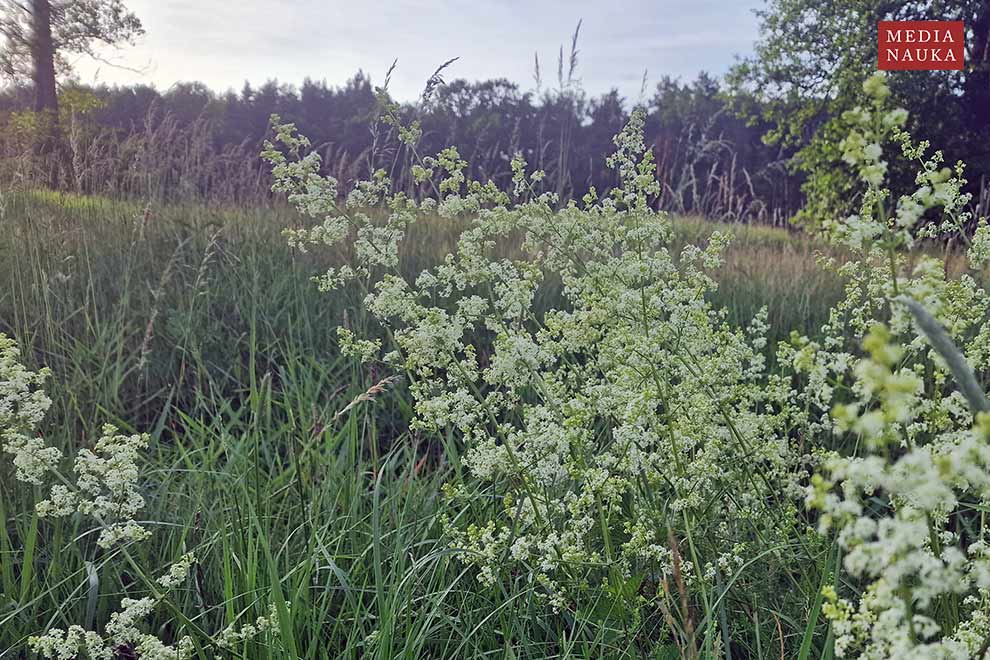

[729,0,990,225]
[0,189,842,657]
[4,1,990,659]
[3,70,990,657]
[0,68,800,221]
[2,3,988,226]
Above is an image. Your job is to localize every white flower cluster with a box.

[29,595,195,660]
[3,334,152,547]
[833,73,973,255]
[156,551,196,589]
[970,220,990,270]
[32,423,153,548]
[2,335,202,655]
[268,70,990,651]
[217,602,286,650]
[807,332,990,658]
[1,333,58,484]
[74,425,152,547]
[268,109,804,612]
[796,73,990,658]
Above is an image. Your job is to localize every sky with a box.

[71,0,764,102]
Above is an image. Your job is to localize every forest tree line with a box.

[1,0,988,225]
[0,70,801,222]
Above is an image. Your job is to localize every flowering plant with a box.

[266,70,990,657]
[266,106,816,653]
[794,73,990,658]
[1,334,288,658]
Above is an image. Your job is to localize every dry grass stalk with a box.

[334,375,401,420]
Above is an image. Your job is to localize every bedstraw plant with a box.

[3,69,990,658]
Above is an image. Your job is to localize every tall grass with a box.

[0,191,846,657]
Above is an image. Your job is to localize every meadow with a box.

[2,73,990,659]
[0,188,844,658]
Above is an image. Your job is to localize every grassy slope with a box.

[0,191,845,658]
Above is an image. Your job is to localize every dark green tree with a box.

[729,0,990,225]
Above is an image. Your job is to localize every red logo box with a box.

[878,21,964,70]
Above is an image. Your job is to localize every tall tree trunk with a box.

[31,0,57,115]
[31,0,63,187]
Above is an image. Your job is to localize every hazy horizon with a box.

[68,0,763,101]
